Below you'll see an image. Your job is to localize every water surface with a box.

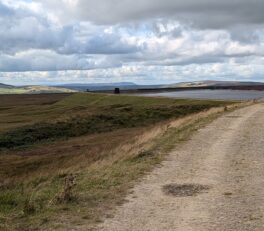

[140,90,264,101]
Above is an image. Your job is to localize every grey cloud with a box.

[71,0,264,28]
[0,2,139,56]
[0,2,139,71]
[0,2,66,54]
[0,2,14,16]
[0,23,138,57]
[229,26,264,44]
[0,51,122,72]
[0,18,67,54]
[59,32,139,55]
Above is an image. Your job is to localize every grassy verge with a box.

[0,93,239,230]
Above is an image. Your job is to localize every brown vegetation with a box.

[0,93,239,230]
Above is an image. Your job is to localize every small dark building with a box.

[114,88,120,94]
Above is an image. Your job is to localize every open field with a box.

[0,93,237,230]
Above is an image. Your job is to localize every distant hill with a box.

[167,80,264,88]
[0,83,15,89]
[1,80,263,94]
[0,84,76,94]
[57,80,264,92]
[22,86,77,94]
[57,82,139,91]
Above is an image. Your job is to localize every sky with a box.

[0,0,264,85]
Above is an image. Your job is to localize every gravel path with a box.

[99,103,264,231]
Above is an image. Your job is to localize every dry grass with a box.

[0,94,72,133]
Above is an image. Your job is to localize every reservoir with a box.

[140,90,264,101]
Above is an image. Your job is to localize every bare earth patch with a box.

[162,183,210,197]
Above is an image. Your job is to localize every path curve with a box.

[99,103,264,231]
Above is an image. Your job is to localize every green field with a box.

[0,93,235,230]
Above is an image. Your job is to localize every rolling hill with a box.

[166,80,264,88]
[0,84,76,94]
[1,80,263,94]
[0,83,14,89]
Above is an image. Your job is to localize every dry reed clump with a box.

[60,174,76,202]
[23,198,36,215]
[56,174,77,203]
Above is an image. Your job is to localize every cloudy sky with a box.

[0,0,264,85]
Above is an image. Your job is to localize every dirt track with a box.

[99,103,264,231]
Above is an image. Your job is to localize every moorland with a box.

[0,93,235,230]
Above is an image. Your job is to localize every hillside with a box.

[167,80,264,88]
[0,93,234,230]
[0,83,76,94]
[0,83,14,89]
